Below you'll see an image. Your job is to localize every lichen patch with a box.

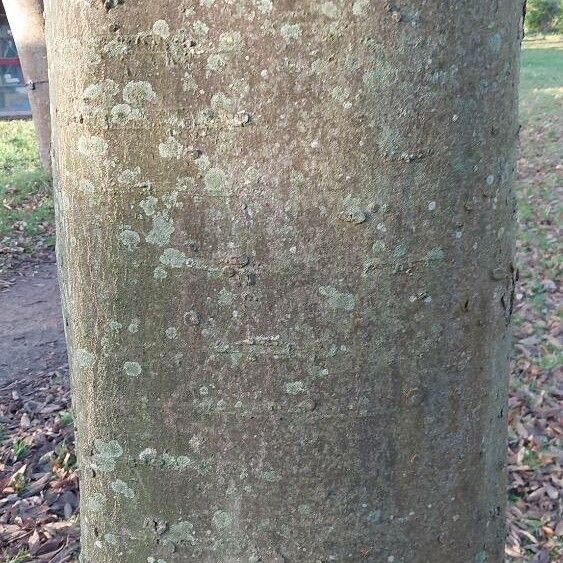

[92,439,123,472]
[123,361,142,377]
[146,213,175,247]
[352,0,370,17]
[280,24,302,43]
[77,135,108,157]
[286,381,306,395]
[119,229,140,251]
[111,479,135,499]
[159,137,185,159]
[320,1,339,18]
[207,54,226,72]
[152,20,171,39]
[204,167,227,196]
[76,348,96,369]
[319,286,356,311]
[253,0,273,13]
[123,81,156,107]
[159,248,186,268]
[212,510,233,530]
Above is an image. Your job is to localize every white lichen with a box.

[76,348,96,368]
[159,248,186,268]
[318,286,356,311]
[217,288,235,307]
[79,179,95,193]
[77,135,108,157]
[286,381,306,395]
[82,79,119,101]
[138,448,190,471]
[104,39,129,57]
[204,167,227,196]
[104,533,118,545]
[280,24,302,43]
[165,327,178,340]
[123,361,142,377]
[320,1,339,18]
[426,248,445,261]
[340,195,366,224]
[123,81,156,107]
[140,196,158,217]
[212,510,233,530]
[128,317,140,333]
[210,92,234,111]
[87,492,106,512]
[182,73,198,92]
[162,520,196,547]
[192,20,209,36]
[488,33,502,54]
[111,479,135,499]
[207,54,226,72]
[146,212,175,246]
[110,103,136,125]
[253,0,273,13]
[117,167,141,185]
[196,154,211,171]
[331,85,352,109]
[119,229,140,251]
[92,439,123,472]
[107,320,122,333]
[159,137,186,159]
[154,266,168,279]
[219,31,244,52]
[152,20,170,39]
[352,0,370,16]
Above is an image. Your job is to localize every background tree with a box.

[2,0,51,172]
[525,0,563,35]
[45,1,521,561]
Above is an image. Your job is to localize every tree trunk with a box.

[45,2,521,561]
[3,0,51,173]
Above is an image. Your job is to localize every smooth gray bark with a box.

[45,1,521,561]
[3,0,51,172]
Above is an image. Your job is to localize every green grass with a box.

[12,438,29,461]
[0,121,53,273]
[0,169,53,234]
[0,121,43,175]
[519,31,562,260]
[58,411,74,426]
[520,35,563,122]
[4,548,31,563]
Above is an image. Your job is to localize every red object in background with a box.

[0,11,31,118]
[0,57,20,66]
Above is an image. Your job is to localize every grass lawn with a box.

[516,35,562,331]
[0,35,561,563]
[505,35,562,562]
[0,121,54,275]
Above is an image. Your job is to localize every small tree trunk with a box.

[45,2,521,561]
[3,0,51,173]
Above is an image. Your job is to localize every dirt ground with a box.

[0,261,67,383]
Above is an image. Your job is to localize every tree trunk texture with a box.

[3,0,51,173]
[45,1,521,561]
